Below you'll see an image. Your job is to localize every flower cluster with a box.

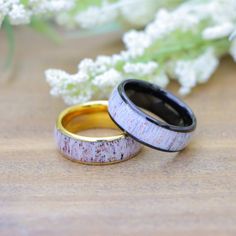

[172,48,219,95]
[59,0,182,29]
[0,0,74,25]
[0,0,30,25]
[46,0,236,104]
[46,0,236,105]
[0,0,181,29]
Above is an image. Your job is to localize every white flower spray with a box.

[45,0,236,105]
[0,0,182,28]
[0,0,76,26]
[173,48,219,95]
[68,0,181,29]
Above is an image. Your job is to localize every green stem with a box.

[2,17,15,69]
[115,35,230,72]
[30,17,61,44]
[147,37,230,62]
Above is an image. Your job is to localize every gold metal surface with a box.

[56,101,124,142]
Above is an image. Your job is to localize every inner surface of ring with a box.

[61,105,120,135]
[124,83,193,127]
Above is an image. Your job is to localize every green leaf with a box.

[30,17,62,44]
[20,0,29,6]
[2,17,15,69]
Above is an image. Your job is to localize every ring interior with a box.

[61,104,120,135]
[124,82,193,127]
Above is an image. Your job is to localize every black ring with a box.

[108,79,197,152]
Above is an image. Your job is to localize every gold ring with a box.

[55,101,141,165]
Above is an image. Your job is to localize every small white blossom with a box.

[45,69,94,104]
[202,22,235,40]
[78,59,96,74]
[179,87,191,96]
[30,0,74,15]
[151,71,169,88]
[8,4,31,25]
[145,8,198,40]
[92,69,123,88]
[0,0,75,25]
[124,61,158,76]
[54,0,182,29]
[174,48,219,95]
[194,49,219,84]
[123,30,151,56]
[96,56,113,67]
[122,0,236,59]
[111,54,123,65]
[0,0,12,15]
[72,71,89,83]
[175,61,197,93]
[75,4,117,29]
[120,0,159,27]
[46,69,70,88]
[120,51,133,61]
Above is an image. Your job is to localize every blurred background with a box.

[1,0,236,104]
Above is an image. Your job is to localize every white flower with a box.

[123,30,151,57]
[78,59,96,74]
[202,22,235,40]
[193,49,219,84]
[45,69,70,87]
[93,56,113,74]
[175,61,197,93]
[151,71,169,88]
[71,71,89,83]
[0,0,75,25]
[75,3,117,28]
[54,0,183,29]
[45,68,94,104]
[123,61,158,76]
[92,69,123,88]
[8,3,31,25]
[122,1,215,60]
[120,0,159,27]
[120,51,132,61]
[209,0,236,25]
[78,57,114,77]
[144,7,200,43]
[31,0,74,15]
[174,48,219,95]
[0,0,12,15]
[179,86,191,96]
[96,56,112,67]
[111,54,123,65]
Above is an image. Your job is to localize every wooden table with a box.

[0,28,236,236]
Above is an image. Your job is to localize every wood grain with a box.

[0,27,236,236]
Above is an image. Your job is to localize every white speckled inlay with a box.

[108,88,194,152]
[55,128,141,164]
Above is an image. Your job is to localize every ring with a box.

[108,79,196,152]
[55,101,141,165]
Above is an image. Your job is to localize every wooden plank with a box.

[0,28,236,236]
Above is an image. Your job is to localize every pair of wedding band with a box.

[55,79,197,165]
